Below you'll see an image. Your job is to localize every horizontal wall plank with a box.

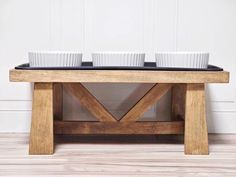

[0,101,32,111]
[0,99,235,109]
[0,111,31,132]
[0,100,235,112]
[0,111,236,133]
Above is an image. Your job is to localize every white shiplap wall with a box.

[0,0,235,133]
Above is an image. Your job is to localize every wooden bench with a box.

[9,69,229,155]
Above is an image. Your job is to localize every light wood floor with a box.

[0,134,236,176]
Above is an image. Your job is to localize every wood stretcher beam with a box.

[54,121,184,135]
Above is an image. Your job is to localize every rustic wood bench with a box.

[9,69,229,155]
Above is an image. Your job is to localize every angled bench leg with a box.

[184,83,209,155]
[29,83,54,155]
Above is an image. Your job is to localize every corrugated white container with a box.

[92,52,145,67]
[155,52,209,68]
[29,51,83,67]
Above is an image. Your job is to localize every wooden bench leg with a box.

[29,83,54,155]
[184,83,209,155]
[171,84,186,121]
[53,83,63,121]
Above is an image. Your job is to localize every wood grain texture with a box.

[63,83,116,122]
[9,69,230,83]
[29,83,54,155]
[54,121,184,135]
[120,84,172,122]
[0,134,236,176]
[53,83,63,120]
[171,84,186,120]
[184,84,209,155]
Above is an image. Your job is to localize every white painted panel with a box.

[178,0,236,102]
[50,0,84,51]
[142,0,178,61]
[153,0,177,52]
[84,0,145,59]
[0,0,50,100]
[49,0,63,49]
[0,0,235,133]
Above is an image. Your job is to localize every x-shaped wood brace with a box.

[63,83,172,122]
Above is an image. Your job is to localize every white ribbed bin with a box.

[92,52,145,67]
[155,52,209,68]
[29,51,83,67]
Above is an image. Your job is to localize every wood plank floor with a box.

[0,134,236,176]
